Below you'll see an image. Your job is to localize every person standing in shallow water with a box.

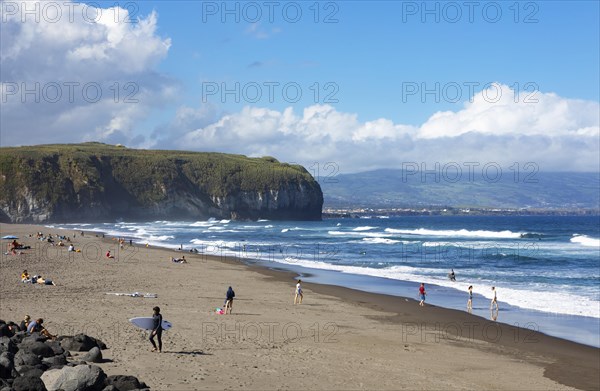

[418,283,426,306]
[490,287,499,311]
[467,286,473,313]
[150,306,163,353]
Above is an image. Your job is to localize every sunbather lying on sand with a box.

[33,275,56,285]
[171,256,187,263]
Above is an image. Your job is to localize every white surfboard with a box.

[129,317,172,330]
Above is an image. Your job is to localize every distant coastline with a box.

[323,206,600,218]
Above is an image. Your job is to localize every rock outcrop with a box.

[0,321,148,391]
[0,143,323,222]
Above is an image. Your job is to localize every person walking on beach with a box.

[418,283,426,306]
[490,287,498,311]
[149,306,163,353]
[294,279,303,304]
[225,286,235,314]
[467,285,473,313]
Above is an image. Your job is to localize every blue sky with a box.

[1,1,599,172]
[141,0,600,123]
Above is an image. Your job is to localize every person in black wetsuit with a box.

[149,306,163,353]
[449,269,456,281]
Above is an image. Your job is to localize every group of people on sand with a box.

[145,280,303,353]
[0,315,56,339]
[418,281,499,315]
[21,270,56,285]
[33,232,70,245]
[5,239,30,255]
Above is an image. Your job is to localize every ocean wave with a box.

[190,221,214,227]
[328,230,392,238]
[147,235,174,241]
[268,257,599,318]
[571,234,600,247]
[384,228,522,239]
[362,237,402,244]
[353,226,378,231]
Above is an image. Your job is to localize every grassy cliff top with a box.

[0,142,318,198]
[1,142,291,167]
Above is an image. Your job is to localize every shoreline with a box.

[1,223,598,390]
[242,263,600,391]
[244,257,600,348]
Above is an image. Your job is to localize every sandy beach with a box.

[1,223,598,391]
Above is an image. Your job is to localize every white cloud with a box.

[419,83,599,139]
[0,1,173,146]
[160,84,599,173]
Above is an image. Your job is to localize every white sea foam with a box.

[190,221,214,227]
[328,230,392,238]
[268,257,600,318]
[147,235,174,241]
[353,226,377,231]
[571,234,600,247]
[384,228,522,239]
[362,237,402,244]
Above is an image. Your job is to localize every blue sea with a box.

[53,215,600,347]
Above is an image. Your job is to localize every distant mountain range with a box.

[320,169,600,210]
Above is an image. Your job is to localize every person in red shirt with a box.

[418,283,426,306]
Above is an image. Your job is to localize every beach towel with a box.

[106,292,158,298]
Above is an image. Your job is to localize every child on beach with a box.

[106,250,115,259]
[490,287,498,311]
[150,306,163,353]
[419,283,426,306]
[294,280,303,304]
[21,270,31,283]
[225,286,235,314]
[467,286,473,313]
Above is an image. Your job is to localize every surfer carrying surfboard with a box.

[149,306,163,353]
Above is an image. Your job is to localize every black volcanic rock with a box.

[0,322,150,390]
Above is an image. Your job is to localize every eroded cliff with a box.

[0,143,323,222]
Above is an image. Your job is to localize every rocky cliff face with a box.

[0,143,323,222]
